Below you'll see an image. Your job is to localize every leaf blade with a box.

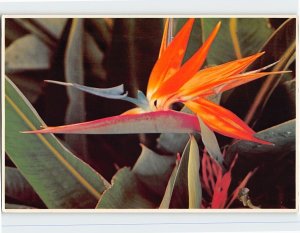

[168,139,190,208]
[5,35,52,73]
[225,119,295,165]
[201,18,273,65]
[64,18,87,159]
[5,167,43,207]
[5,76,109,208]
[198,116,223,164]
[97,145,176,209]
[188,136,201,208]
[132,145,176,197]
[97,168,156,209]
[159,161,179,209]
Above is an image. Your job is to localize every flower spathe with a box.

[25,18,287,145]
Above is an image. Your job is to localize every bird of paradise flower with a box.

[25,18,287,159]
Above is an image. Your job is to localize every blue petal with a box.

[45,80,128,99]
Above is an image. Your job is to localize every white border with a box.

[1,9,5,215]
[2,14,299,18]
[0,0,297,14]
[1,8,299,232]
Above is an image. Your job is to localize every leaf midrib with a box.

[5,94,101,200]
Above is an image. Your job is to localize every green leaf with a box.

[5,167,43,207]
[159,161,179,209]
[98,145,175,208]
[225,119,295,164]
[282,79,295,116]
[198,116,223,164]
[132,144,176,197]
[201,18,273,65]
[162,137,202,209]
[188,136,201,208]
[5,76,109,208]
[168,138,191,208]
[64,19,88,159]
[157,133,190,154]
[97,168,156,209]
[5,35,52,73]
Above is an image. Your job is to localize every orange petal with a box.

[151,21,221,103]
[185,98,271,144]
[210,71,289,95]
[158,18,169,58]
[182,71,287,100]
[176,52,265,99]
[146,19,195,98]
